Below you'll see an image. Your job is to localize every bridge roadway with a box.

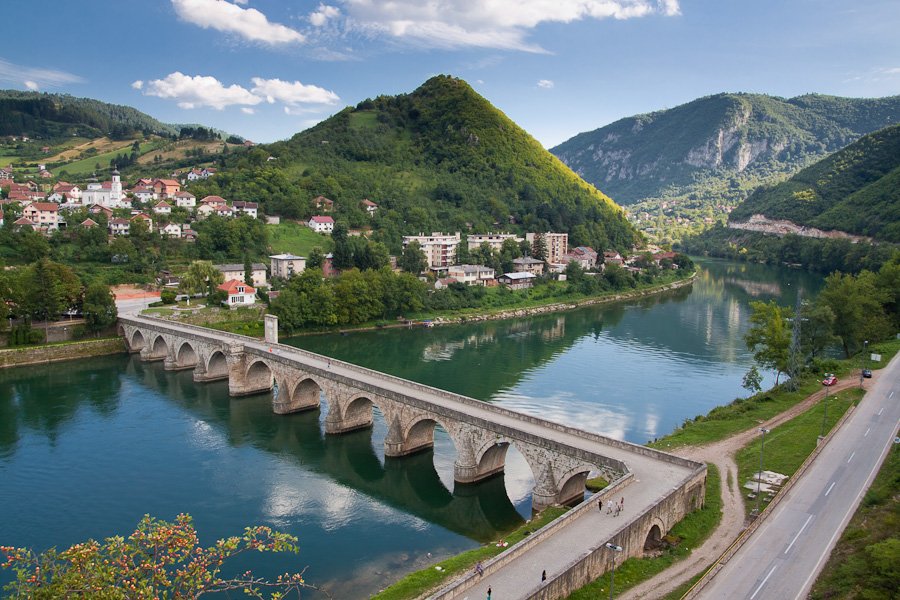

[119,315,704,599]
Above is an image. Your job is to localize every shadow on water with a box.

[0,354,124,458]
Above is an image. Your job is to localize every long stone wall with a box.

[0,337,126,368]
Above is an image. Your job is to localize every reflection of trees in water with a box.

[129,359,523,542]
[0,356,124,456]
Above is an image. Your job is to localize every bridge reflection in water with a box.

[127,356,527,542]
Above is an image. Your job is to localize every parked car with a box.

[822,373,838,386]
[862,368,873,378]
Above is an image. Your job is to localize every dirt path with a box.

[620,375,875,600]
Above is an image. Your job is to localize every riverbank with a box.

[279,273,698,338]
[0,337,126,369]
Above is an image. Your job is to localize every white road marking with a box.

[878,407,884,415]
[824,481,836,497]
[785,514,814,554]
[890,391,894,399]
[847,452,856,463]
[865,427,871,437]
[750,565,777,599]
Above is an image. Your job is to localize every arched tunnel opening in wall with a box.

[207,351,228,379]
[644,524,663,552]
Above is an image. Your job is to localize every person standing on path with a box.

[598,498,603,512]
[486,585,492,600]
[542,569,547,583]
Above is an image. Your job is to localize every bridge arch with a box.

[175,341,198,369]
[475,440,511,481]
[556,467,591,507]
[329,393,389,435]
[643,518,665,552]
[129,330,146,353]
[206,351,228,379]
[275,377,323,414]
[245,360,274,391]
[144,334,168,361]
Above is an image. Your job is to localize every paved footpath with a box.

[124,315,700,600]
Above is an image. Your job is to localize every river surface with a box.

[0,259,822,597]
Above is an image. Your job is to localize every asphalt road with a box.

[697,353,900,600]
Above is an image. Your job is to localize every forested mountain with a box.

[729,124,900,242]
[551,93,900,206]
[190,75,640,253]
[0,90,179,139]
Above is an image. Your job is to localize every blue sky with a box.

[2,0,899,147]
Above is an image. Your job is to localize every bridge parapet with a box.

[118,315,703,516]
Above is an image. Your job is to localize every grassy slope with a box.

[266,222,333,256]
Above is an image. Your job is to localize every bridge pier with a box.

[384,416,435,457]
[273,378,321,415]
[227,345,274,397]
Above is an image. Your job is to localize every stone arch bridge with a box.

[119,315,706,598]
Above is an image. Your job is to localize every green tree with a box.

[331,222,353,270]
[307,247,324,269]
[742,366,763,395]
[82,283,118,334]
[179,260,224,305]
[531,234,547,262]
[817,271,891,357]
[0,514,312,599]
[745,300,793,384]
[398,241,427,274]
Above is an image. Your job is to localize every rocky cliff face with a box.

[551,92,900,205]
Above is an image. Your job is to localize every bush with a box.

[160,289,177,304]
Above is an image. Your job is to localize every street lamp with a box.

[820,383,829,439]
[605,542,623,600]
[755,427,770,517]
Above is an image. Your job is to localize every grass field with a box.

[735,387,863,516]
[267,222,333,256]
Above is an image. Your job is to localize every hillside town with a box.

[0,164,681,308]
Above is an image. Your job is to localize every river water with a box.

[0,259,822,597]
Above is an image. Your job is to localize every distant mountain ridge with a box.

[192,75,641,253]
[0,90,181,139]
[728,124,900,242]
[550,92,900,206]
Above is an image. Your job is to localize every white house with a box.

[308,215,335,233]
[131,186,156,203]
[160,223,182,238]
[217,279,256,306]
[361,199,378,216]
[196,203,216,219]
[173,191,196,209]
[447,264,495,286]
[233,201,258,218]
[109,218,130,236]
[153,200,172,215]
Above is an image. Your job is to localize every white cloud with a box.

[131,80,144,90]
[24,80,39,91]
[233,0,248,4]
[141,72,262,110]
[241,107,256,114]
[171,0,304,44]
[251,77,340,105]
[339,0,680,51]
[0,58,84,89]
[537,79,554,89]
[310,4,341,26]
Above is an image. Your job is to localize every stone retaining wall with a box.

[0,337,126,368]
